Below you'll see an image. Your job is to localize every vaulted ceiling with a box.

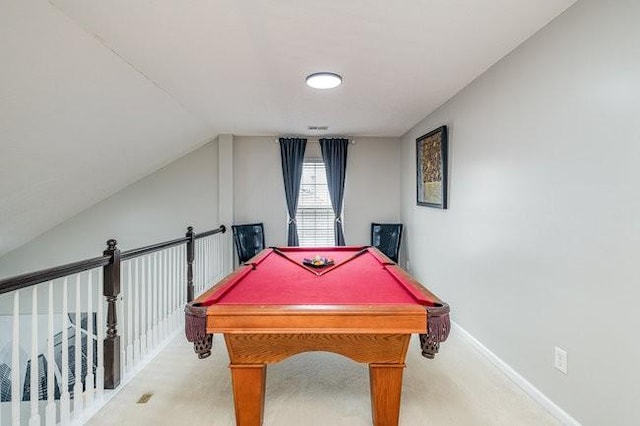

[0,0,575,258]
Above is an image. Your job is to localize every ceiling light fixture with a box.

[305,72,342,89]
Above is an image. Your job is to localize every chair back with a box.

[232,223,266,264]
[370,223,403,263]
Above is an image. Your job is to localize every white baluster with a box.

[148,254,154,352]
[96,272,104,401]
[210,236,214,280]
[201,239,205,293]
[213,236,218,281]
[164,249,168,336]
[197,240,202,295]
[205,239,209,288]
[134,257,141,365]
[11,291,20,426]
[173,246,183,327]
[204,238,208,288]
[202,238,206,288]
[204,238,209,290]
[155,254,160,343]
[146,254,153,354]
[209,236,213,282]
[195,240,200,295]
[194,241,199,296]
[202,237,211,290]
[216,235,220,277]
[159,250,164,341]
[169,248,174,331]
[162,249,171,339]
[159,251,164,340]
[153,252,159,349]
[216,234,220,278]
[167,248,173,329]
[214,235,218,276]
[218,233,223,275]
[168,248,174,330]
[203,237,208,286]
[173,246,179,326]
[200,238,207,291]
[219,234,224,277]
[29,286,41,426]
[85,270,95,407]
[176,246,182,326]
[177,246,181,323]
[217,234,222,279]
[126,261,133,371]
[45,282,56,425]
[73,274,83,418]
[144,254,153,354]
[180,246,184,318]
[155,252,165,346]
[176,246,181,323]
[141,255,147,357]
[169,247,174,328]
[198,239,203,293]
[177,246,182,310]
[60,278,71,425]
[161,250,167,340]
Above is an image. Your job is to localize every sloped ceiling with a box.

[0,0,575,258]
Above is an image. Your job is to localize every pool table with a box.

[185,246,450,426]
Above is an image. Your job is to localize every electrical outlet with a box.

[554,347,567,374]
[406,260,411,272]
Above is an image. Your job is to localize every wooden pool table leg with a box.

[230,364,267,426]
[369,363,405,426]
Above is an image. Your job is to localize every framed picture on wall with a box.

[416,125,448,209]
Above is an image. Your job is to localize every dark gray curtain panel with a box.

[279,138,307,246]
[320,138,349,246]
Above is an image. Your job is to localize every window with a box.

[296,159,335,246]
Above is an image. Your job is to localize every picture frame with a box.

[416,125,448,208]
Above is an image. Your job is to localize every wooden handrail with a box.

[0,224,226,294]
[195,224,226,239]
[0,255,111,295]
[120,225,225,261]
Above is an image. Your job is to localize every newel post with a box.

[103,239,121,389]
[186,226,195,302]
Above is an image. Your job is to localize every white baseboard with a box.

[452,322,581,426]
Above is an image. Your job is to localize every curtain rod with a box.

[273,137,356,144]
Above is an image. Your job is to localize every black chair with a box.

[371,223,403,263]
[232,223,265,264]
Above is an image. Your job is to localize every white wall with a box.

[233,136,401,247]
[400,1,640,424]
[232,137,287,246]
[0,133,401,277]
[0,141,219,279]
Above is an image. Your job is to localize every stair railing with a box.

[0,224,227,426]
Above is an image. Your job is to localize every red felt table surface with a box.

[200,247,431,306]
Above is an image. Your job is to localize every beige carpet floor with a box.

[86,329,559,425]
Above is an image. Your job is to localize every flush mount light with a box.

[305,72,342,89]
